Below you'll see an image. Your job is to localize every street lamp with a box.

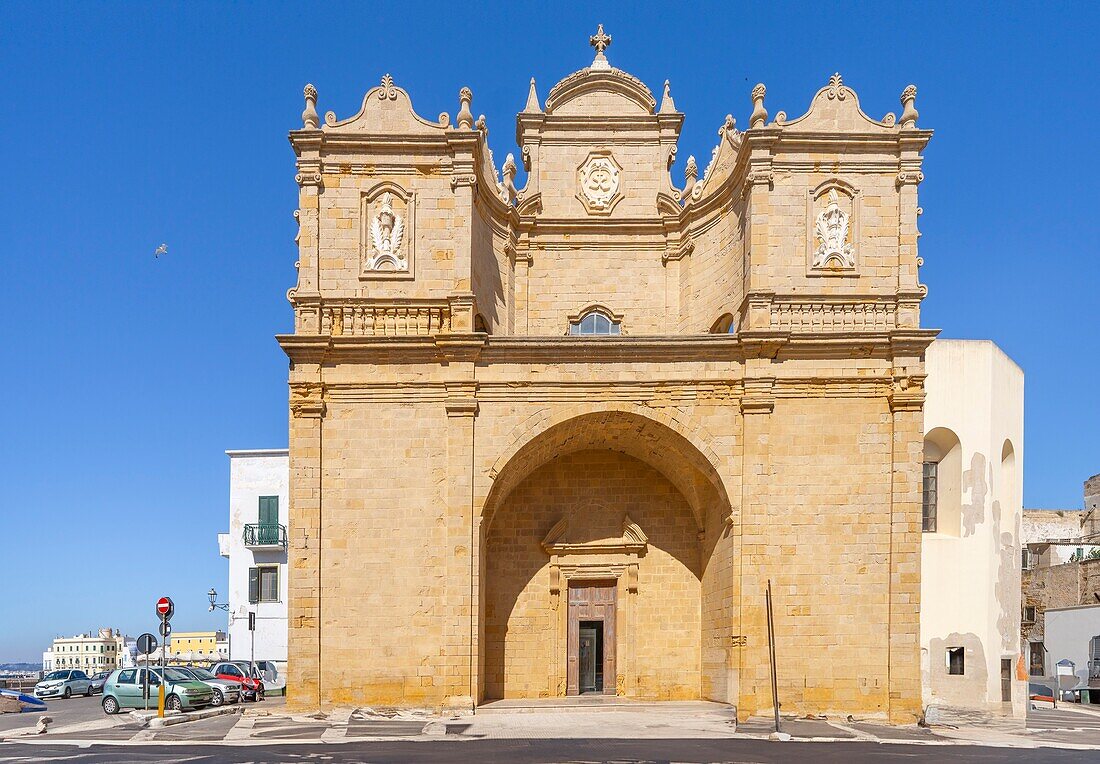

[207,588,229,612]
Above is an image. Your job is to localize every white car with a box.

[34,669,94,699]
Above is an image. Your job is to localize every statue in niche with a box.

[812,189,855,269]
[368,192,406,270]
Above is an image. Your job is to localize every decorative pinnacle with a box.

[302,83,319,129]
[457,87,474,129]
[524,78,542,113]
[659,80,676,113]
[899,84,919,128]
[685,155,698,180]
[589,23,612,69]
[750,84,768,129]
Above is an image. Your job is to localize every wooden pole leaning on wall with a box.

[766,579,782,736]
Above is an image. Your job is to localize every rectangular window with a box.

[947,647,965,675]
[1023,606,1036,623]
[1022,548,1032,570]
[249,566,280,603]
[1030,642,1045,676]
[922,462,938,533]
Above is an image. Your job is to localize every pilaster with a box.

[736,372,774,721]
[442,379,478,711]
[887,342,928,723]
[286,374,325,712]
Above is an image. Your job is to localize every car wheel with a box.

[102,695,119,715]
[86,684,93,697]
[63,686,71,699]
[210,689,223,707]
[165,694,182,712]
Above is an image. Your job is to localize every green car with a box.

[101,666,214,714]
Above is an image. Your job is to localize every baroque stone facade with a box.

[281,30,934,722]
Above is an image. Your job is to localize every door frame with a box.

[566,580,617,696]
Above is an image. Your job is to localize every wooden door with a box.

[567,581,617,695]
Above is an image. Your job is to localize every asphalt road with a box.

[0,693,106,735]
[0,738,1089,763]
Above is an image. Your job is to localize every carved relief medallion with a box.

[807,181,859,275]
[577,151,622,214]
[361,184,416,279]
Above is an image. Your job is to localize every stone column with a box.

[442,380,478,710]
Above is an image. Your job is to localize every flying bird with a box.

[154,244,168,258]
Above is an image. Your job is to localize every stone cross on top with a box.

[589,24,612,70]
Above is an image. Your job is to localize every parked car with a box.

[89,671,111,694]
[100,667,214,714]
[169,665,241,706]
[34,669,93,699]
[210,661,265,701]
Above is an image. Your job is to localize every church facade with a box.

[281,29,935,722]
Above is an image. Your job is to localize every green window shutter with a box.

[259,496,278,526]
[248,567,259,604]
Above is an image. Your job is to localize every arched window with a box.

[709,314,737,334]
[568,307,621,336]
[999,440,1016,527]
[924,427,962,536]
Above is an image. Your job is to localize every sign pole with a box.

[766,579,781,735]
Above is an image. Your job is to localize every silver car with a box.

[169,665,241,706]
[34,669,93,699]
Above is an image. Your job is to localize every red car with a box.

[210,661,265,701]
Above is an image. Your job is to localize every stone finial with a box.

[501,153,518,204]
[899,84,919,128]
[302,83,319,129]
[457,87,474,129]
[750,84,768,129]
[659,80,676,113]
[682,155,698,200]
[589,23,612,70]
[524,78,542,113]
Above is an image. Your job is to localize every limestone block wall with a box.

[736,396,900,718]
[314,399,449,706]
[308,168,468,299]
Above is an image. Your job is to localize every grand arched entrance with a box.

[479,409,734,703]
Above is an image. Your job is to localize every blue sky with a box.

[1,2,1097,662]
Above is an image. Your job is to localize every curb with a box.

[147,704,244,729]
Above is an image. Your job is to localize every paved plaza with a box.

[4,697,1100,761]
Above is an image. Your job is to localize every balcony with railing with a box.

[243,523,287,550]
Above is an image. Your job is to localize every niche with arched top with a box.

[998,440,1017,529]
[924,428,962,537]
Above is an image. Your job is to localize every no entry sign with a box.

[156,596,174,621]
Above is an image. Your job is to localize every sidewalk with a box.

[6,697,1100,751]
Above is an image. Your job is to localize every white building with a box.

[920,340,1026,720]
[1023,509,1097,568]
[218,449,289,673]
[42,628,132,676]
[1045,604,1100,694]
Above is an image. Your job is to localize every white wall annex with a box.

[921,339,1026,720]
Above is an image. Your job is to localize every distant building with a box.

[217,449,288,670]
[1022,485,1100,682]
[920,340,1025,720]
[168,631,227,662]
[43,628,130,676]
[1044,604,1100,695]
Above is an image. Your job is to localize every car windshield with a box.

[188,668,216,680]
[44,671,68,681]
[155,668,194,682]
